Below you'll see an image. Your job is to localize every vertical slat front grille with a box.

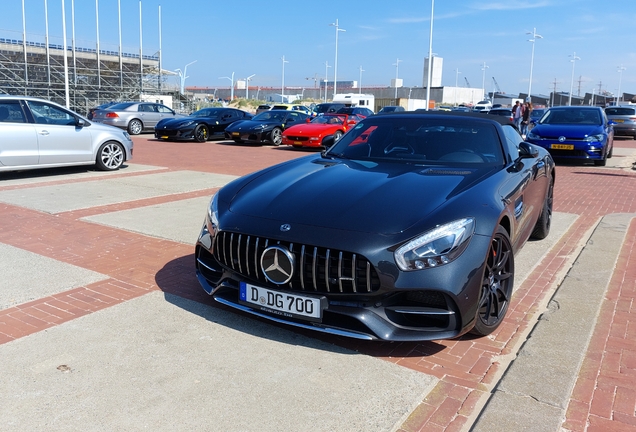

[213,231,381,294]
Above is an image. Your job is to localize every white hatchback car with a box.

[0,96,133,172]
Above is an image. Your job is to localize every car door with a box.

[156,104,177,123]
[284,112,304,129]
[138,103,161,129]
[27,100,93,165]
[500,125,548,247]
[0,100,39,167]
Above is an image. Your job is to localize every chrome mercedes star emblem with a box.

[261,246,295,284]
[280,224,291,232]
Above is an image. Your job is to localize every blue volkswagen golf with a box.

[526,106,614,166]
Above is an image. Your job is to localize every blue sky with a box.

[1,0,635,98]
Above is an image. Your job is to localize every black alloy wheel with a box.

[194,124,209,142]
[471,226,515,336]
[531,178,553,240]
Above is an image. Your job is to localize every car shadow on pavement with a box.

[155,254,447,357]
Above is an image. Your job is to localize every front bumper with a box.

[226,129,269,144]
[155,127,195,141]
[527,138,607,160]
[194,221,490,342]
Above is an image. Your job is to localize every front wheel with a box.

[96,141,125,171]
[194,124,209,142]
[470,226,515,337]
[127,119,143,135]
[270,127,282,146]
[333,130,343,142]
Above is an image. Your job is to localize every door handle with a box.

[38,130,50,135]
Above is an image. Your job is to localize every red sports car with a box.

[282,114,361,148]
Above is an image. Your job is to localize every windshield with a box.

[191,108,220,118]
[311,115,344,125]
[253,111,287,122]
[326,116,504,165]
[539,108,601,125]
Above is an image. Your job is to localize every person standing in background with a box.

[521,102,532,137]
[513,101,523,130]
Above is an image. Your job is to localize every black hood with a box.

[226,156,495,235]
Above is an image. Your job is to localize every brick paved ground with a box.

[1,136,636,431]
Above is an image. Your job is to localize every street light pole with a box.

[568,52,580,106]
[454,68,461,106]
[178,60,197,94]
[526,27,542,102]
[324,61,331,102]
[481,62,488,100]
[246,74,255,100]
[617,65,627,104]
[393,58,401,99]
[330,19,345,98]
[218,71,234,101]
[281,55,288,102]
[359,65,365,94]
[425,0,435,111]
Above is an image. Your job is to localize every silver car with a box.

[605,105,636,139]
[91,101,184,135]
[0,96,133,172]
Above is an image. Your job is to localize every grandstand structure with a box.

[0,37,171,115]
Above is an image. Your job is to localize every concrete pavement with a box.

[1,136,636,431]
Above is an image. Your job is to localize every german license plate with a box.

[294,141,302,145]
[161,136,168,139]
[614,119,625,123]
[551,144,574,150]
[239,282,325,322]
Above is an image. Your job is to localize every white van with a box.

[333,93,375,110]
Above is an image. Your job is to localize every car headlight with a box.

[584,134,604,142]
[207,193,219,235]
[526,131,540,140]
[123,131,132,141]
[394,218,475,271]
[180,120,195,128]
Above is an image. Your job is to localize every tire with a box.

[333,130,343,142]
[270,127,282,146]
[530,178,554,240]
[607,145,613,158]
[127,119,143,135]
[95,141,125,171]
[194,124,209,142]
[470,226,515,337]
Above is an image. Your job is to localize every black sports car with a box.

[196,112,555,341]
[154,107,252,142]
[224,110,310,146]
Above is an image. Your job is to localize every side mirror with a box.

[306,118,311,123]
[608,120,617,126]
[519,141,539,159]
[76,118,86,128]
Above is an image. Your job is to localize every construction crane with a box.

[492,76,501,93]
[464,77,471,87]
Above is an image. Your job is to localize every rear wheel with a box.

[95,141,124,171]
[194,124,209,142]
[270,127,282,146]
[127,119,143,135]
[531,178,554,240]
[470,226,514,337]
